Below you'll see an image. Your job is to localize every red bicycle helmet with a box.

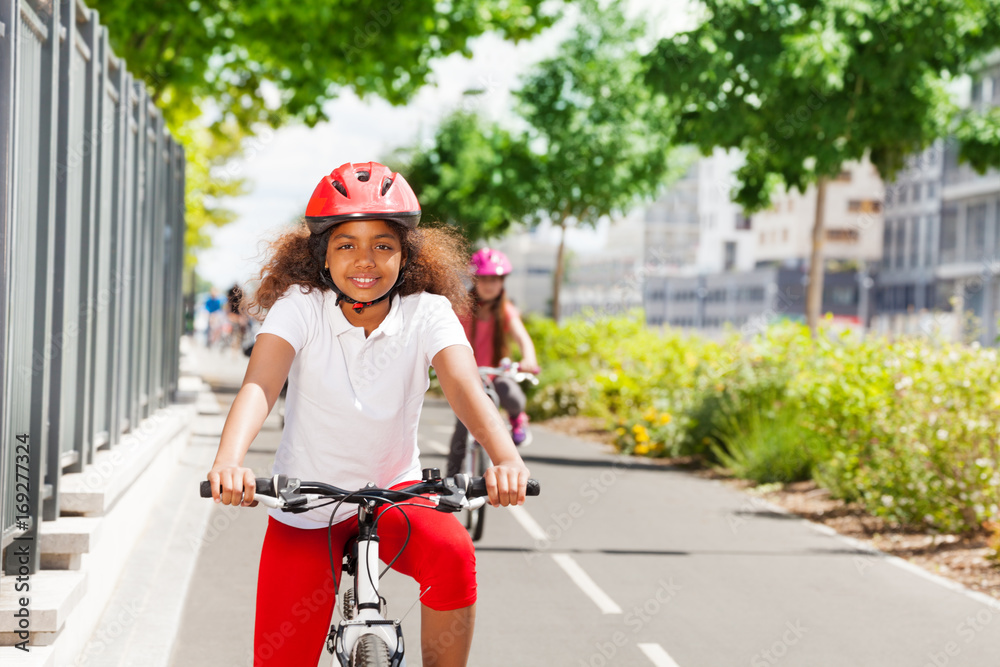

[304,162,421,235]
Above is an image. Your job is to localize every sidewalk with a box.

[69,343,254,667]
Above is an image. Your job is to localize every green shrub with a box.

[524,312,1000,533]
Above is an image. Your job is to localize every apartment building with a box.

[751,159,885,268]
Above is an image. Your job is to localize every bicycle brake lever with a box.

[435,475,470,512]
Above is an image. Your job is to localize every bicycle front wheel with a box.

[464,442,488,542]
[349,633,391,667]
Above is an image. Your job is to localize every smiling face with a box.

[325,219,404,306]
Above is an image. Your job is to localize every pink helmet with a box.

[470,247,512,276]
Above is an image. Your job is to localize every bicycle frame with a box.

[199,471,539,667]
[328,499,405,667]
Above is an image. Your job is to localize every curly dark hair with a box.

[248,220,472,320]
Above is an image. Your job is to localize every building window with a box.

[925,214,935,267]
[735,212,752,230]
[912,183,921,202]
[759,232,766,245]
[830,286,857,306]
[849,199,883,213]
[883,219,894,267]
[966,203,987,262]
[972,79,983,104]
[834,170,852,182]
[909,219,920,268]
[899,186,908,204]
[724,241,737,271]
[927,181,936,200]
[940,205,958,263]
[782,228,789,242]
[894,218,907,269]
[827,228,860,243]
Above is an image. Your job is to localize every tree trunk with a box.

[806,176,828,334]
[552,217,568,323]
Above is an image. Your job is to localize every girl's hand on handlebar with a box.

[484,460,530,507]
[207,465,259,507]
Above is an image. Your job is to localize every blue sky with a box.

[196,0,695,290]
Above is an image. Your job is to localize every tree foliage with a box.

[174,122,251,272]
[90,0,561,134]
[395,110,538,242]
[88,0,562,270]
[515,0,677,319]
[644,0,1000,330]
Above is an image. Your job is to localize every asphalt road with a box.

[169,391,1000,667]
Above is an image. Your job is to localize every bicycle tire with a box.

[463,442,488,542]
[349,633,392,667]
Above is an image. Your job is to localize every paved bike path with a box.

[159,383,1000,667]
[415,399,1000,667]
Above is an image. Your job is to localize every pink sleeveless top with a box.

[459,301,518,367]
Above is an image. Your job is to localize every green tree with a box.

[89,0,562,268]
[516,0,677,321]
[645,0,1000,332]
[396,110,538,242]
[90,0,561,134]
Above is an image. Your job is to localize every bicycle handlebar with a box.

[200,474,540,512]
[477,365,539,385]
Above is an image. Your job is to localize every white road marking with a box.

[638,643,682,667]
[551,553,623,614]
[508,505,548,542]
[420,438,449,455]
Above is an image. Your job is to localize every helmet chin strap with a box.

[321,267,406,314]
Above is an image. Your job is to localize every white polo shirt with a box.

[256,285,471,529]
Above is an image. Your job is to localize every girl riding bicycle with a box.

[446,248,540,478]
[206,162,531,667]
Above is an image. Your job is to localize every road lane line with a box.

[551,553,623,614]
[420,438,449,455]
[508,505,548,542]
[638,643,681,667]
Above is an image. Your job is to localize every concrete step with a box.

[0,569,87,645]
[38,517,102,570]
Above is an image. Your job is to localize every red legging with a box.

[253,481,477,666]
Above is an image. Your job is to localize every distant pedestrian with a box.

[204,287,225,346]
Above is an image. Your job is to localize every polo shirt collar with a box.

[324,291,403,338]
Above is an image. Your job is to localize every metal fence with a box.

[0,0,185,575]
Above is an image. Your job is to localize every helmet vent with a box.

[356,170,370,182]
[332,180,348,197]
[380,177,393,196]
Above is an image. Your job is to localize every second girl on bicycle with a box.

[446,248,539,477]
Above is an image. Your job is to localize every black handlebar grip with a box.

[467,478,540,498]
[200,477,276,498]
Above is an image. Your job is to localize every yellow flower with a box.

[615,427,626,436]
[635,431,650,444]
[658,413,672,425]
[634,444,650,455]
